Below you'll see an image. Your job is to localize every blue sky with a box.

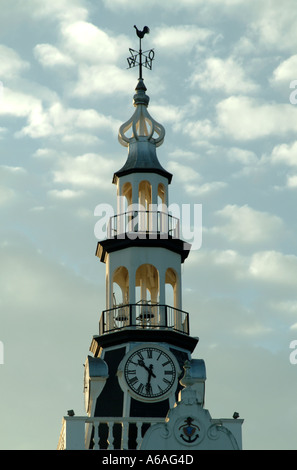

[1,0,297,450]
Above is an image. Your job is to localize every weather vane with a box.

[127,25,155,80]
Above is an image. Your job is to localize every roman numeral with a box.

[162,360,170,367]
[164,370,173,375]
[136,383,144,394]
[129,376,138,385]
[147,349,152,359]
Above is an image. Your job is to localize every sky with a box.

[0,0,297,450]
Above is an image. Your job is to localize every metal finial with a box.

[127,25,154,80]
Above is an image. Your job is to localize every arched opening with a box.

[112,266,129,326]
[121,182,132,209]
[138,180,152,231]
[158,183,166,207]
[135,264,159,325]
[139,180,152,210]
[118,182,132,234]
[112,266,129,305]
[165,268,178,308]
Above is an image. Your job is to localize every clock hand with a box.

[138,360,156,378]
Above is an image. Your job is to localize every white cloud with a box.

[28,0,89,23]
[167,161,200,183]
[226,147,258,165]
[72,64,135,97]
[249,251,297,286]
[191,56,258,94]
[0,88,42,118]
[168,148,197,160]
[61,21,129,64]
[286,175,297,188]
[0,186,15,205]
[153,25,213,53]
[212,204,284,244]
[187,181,227,196]
[102,0,245,12]
[271,55,297,84]
[52,153,115,189]
[48,189,85,199]
[0,45,29,79]
[34,44,75,68]
[149,104,185,124]
[217,96,297,140]
[271,141,297,167]
[249,0,297,52]
[18,101,119,139]
[181,118,220,140]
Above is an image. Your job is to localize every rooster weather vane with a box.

[127,25,155,80]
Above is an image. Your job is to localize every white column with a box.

[129,265,136,326]
[158,267,166,326]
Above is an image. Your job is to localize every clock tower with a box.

[84,28,199,449]
[58,27,243,451]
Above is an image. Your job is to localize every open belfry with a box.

[57,26,243,451]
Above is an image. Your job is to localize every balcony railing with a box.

[99,303,189,335]
[57,416,164,450]
[107,210,180,239]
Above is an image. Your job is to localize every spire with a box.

[113,26,172,184]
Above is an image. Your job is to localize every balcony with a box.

[99,302,189,336]
[57,416,164,450]
[107,210,180,239]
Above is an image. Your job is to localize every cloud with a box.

[72,64,135,97]
[48,189,85,199]
[191,56,258,94]
[0,45,29,79]
[153,25,213,53]
[34,44,75,68]
[16,101,119,139]
[271,55,297,84]
[270,141,297,167]
[0,88,42,118]
[216,96,297,140]
[102,0,245,12]
[187,181,227,196]
[226,147,259,165]
[167,161,201,183]
[249,0,297,52]
[286,175,297,189]
[249,251,297,286]
[28,0,89,23]
[52,153,115,189]
[181,118,220,141]
[211,204,284,245]
[61,21,129,64]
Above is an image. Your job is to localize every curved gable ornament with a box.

[139,361,243,450]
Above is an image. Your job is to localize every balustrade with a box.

[57,416,164,450]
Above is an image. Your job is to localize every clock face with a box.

[124,346,177,401]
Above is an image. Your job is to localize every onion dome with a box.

[113,78,172,183]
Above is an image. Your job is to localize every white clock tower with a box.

[57,27,243,451]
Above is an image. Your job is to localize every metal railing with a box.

[107,210,180,239]
[99,303,189,335]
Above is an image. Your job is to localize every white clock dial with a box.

[124,346,177,401]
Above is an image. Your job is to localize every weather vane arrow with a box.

[127,25,155,79]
